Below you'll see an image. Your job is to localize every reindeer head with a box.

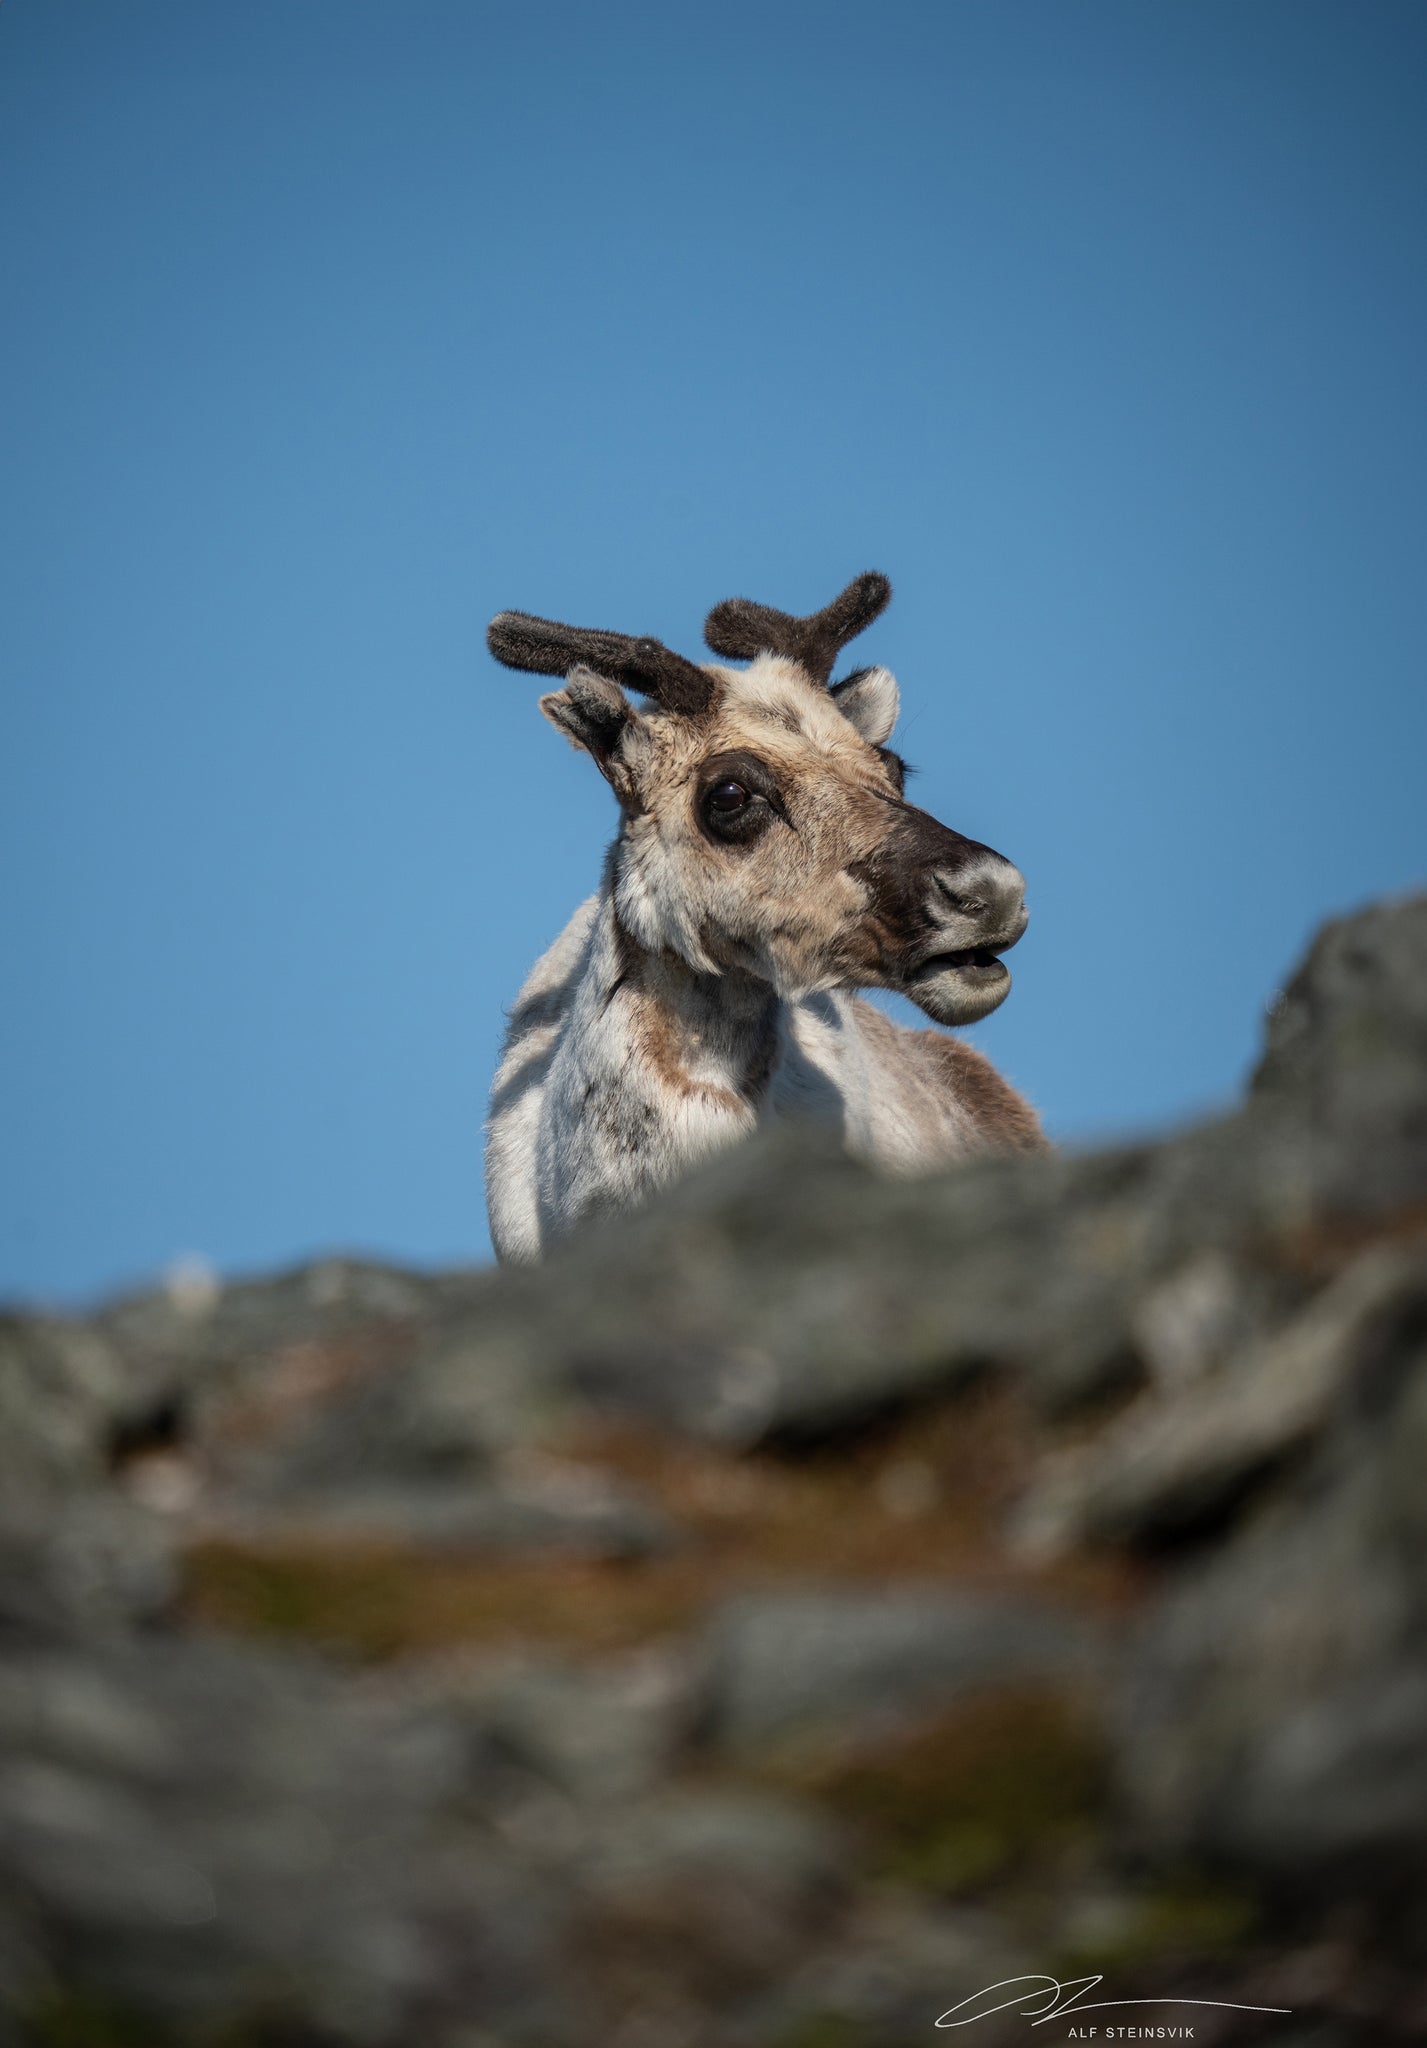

[487,574,1027,1026]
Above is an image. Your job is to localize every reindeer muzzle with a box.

[859,808,1028,1026]
[905,848,1028,1024]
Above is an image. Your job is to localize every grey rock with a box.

[1018,1241,1427,1552]
[455,1649,692,1802]
[204,1462,671,1561]
[0,1498,177,1645]
[571,1788,846,2026]
[95,1254,479,1371]
[578,1786,843,1902]
[1224,1665,1427,1873]
[700,1588,1094,1753]
[0,1316,132,1503]
[1129,1247,1293,1390]
[1113,1319,1427,1898]
[3,1260,505,1512]
[258,1310,577,1486]
[1253,892,1427,1135]
[765,1897,1033,2048]
[0,1633,564,2041]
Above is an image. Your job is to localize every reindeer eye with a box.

[698,761,778,846]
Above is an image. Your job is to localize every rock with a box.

[200,1462,672,1562]
[452,1648,693,1802]
[0,1633,564,2042]
[763,1896,1033,2048]
[251,1309,576,1487]
[1016,1240,1427,1553]
[578,1786,843,1902]
[93,1258,531,1497]
[699,1588,1095,1755]
[0,1498,178,1646]
[95,1255,479,1376]
[570,1789,846,2036]
[1129,1248,1292,1391]
[0,1316,133,1504]
[1252,893,1427,1147]
[1113,1310,1427,1909]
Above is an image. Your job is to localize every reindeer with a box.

[484,573,1043,1262]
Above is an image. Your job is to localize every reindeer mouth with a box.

[913,946,1006,976]
[904,945,1012,1024]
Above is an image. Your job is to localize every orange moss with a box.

[1271,1207,1427,1280]
[566,1381,1144,1615]
[183,1539,707,1659]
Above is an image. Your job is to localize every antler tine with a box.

[487,611,713,715]
[703,571,892,688]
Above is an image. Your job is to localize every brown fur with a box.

[848,998,1048,1154]
[921,1029,1048,1152]
[614,917,778,1116]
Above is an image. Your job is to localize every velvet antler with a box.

[702,571,891,688]
[487,610,714,716]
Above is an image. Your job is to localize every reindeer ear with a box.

[539,665,634,779]
[831,665,899,746]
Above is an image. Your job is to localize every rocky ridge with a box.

[2,893,1426,2046]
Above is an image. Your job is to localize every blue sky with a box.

[3,1,1424,1304]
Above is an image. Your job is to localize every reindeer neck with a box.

[596,883,781,1113]
[503,862,785,1253]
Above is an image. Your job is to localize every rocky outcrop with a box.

[3,894,1426,2046]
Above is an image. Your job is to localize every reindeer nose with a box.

[934,853,1028,949]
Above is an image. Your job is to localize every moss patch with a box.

[1056,1874,1258,1977]
[20,1997,308,2048]
[770,2015,888,2048]
[779,1688,1108,1896]
[22,1997,167,2048]
[184,1537,704,1659]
